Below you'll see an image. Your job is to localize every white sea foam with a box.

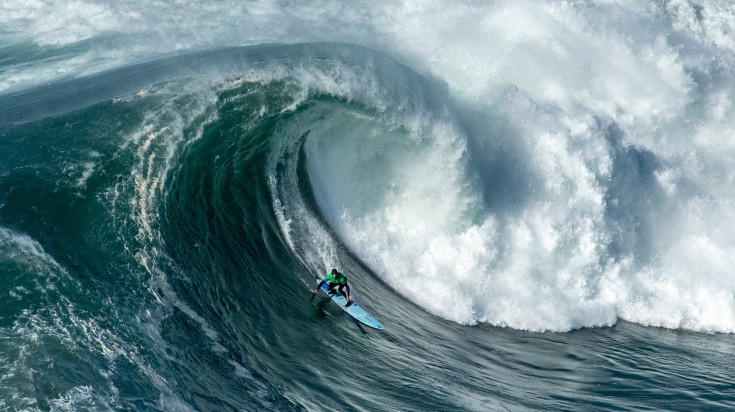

[288,2,735,332]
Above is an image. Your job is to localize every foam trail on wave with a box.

[0,227,124,410]
[104,79,284,408]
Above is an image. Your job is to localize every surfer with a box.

[313,268,352,307]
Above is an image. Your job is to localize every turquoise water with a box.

[2,2,735,411]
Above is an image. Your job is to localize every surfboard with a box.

[315,278,385,330]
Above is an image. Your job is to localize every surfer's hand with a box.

[311,289,318,294]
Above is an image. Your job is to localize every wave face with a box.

[2,1,735,411]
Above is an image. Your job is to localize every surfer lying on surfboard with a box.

[312,268,353,307]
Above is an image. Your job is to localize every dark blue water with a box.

[2,7,735,410]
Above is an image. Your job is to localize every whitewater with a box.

[1,1,734,410]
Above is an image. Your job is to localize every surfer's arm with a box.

[312,279,326,293]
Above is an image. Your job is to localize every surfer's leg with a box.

[340,284,353,307]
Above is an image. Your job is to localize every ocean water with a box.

[1,1,735,410]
